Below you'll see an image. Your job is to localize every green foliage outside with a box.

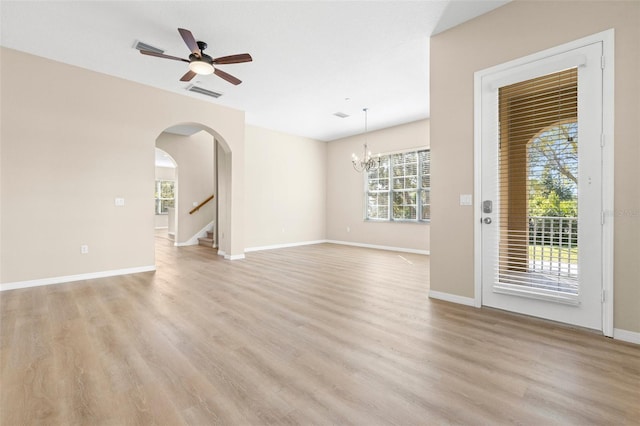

[528,122,578,218]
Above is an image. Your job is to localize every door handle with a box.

[483,217,492,224]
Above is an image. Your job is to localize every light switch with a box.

[460,194,472,206]
[115,197,125,206]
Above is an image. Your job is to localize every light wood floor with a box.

[2,237,639,425]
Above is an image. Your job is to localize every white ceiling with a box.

[0,1,509,141]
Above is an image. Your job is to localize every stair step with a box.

[198,236,214,247]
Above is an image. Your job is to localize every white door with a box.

[478,42,604,331]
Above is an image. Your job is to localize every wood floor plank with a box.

[1,237,639,425]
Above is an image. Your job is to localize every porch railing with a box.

[528,216,578,277]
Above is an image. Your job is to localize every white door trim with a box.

[473,29,614,336]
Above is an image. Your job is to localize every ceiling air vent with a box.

[133,40,164,54]
[333,112,349,118]
[186,85,223,98]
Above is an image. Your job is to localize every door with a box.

[479,42,603,331]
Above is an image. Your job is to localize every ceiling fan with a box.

[139,28,252,85]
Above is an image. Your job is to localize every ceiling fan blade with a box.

[140,50,189,63]
[180,70,197,82]
[214,68,242,85]
[178,28,200,55]
[212,53,253,65]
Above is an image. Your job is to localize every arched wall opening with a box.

[154,122,238,262]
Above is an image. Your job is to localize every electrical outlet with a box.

[80,245,89,254]
[115,197,125,206]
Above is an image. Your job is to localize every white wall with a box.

[326,119,430,252]
[244,125,327,249]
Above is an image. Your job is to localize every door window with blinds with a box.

[496,68,579,300]
[365,149,430,222]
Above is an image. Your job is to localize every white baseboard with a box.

[245,240,326,253]
[613,328,640,345]
[326,240,429,255]
[0,265,156,292]
[244,239,429,255]
[215,249,244,260]
[225,253,246,260]
[428,290,476,307]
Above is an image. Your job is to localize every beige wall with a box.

[155,166,176,181]
[156,132,215,244]
[0,47,246,284]
[326,119,430,252]
[244,126,326,249]
[430,1,640,332]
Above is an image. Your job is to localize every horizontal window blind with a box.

[497,68,579,296]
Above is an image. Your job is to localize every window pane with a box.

[421,189,430,205]
[421,188,431,220]
[369,174,388,190]
[393,192,403,205]
[161,181,174,198]
[393,190,417,220]
[407,176,418,189]
[367,191,389,220]
[160,199,175,214]
[422,205,431,220]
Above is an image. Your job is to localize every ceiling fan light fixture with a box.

[189,60,214,75]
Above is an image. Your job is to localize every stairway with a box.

[198,230,216,248]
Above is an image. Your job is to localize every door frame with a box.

[473,29,614,336]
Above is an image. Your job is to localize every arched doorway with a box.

[153,122,236,263]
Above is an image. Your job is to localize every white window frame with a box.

[364,147,430,223]
[155,180,175,215]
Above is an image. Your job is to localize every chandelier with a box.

[351,108,380,173]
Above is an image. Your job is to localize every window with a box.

[155,180,175,214]
[366,149,430,222]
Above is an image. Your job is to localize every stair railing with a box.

[189,194,214,215]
